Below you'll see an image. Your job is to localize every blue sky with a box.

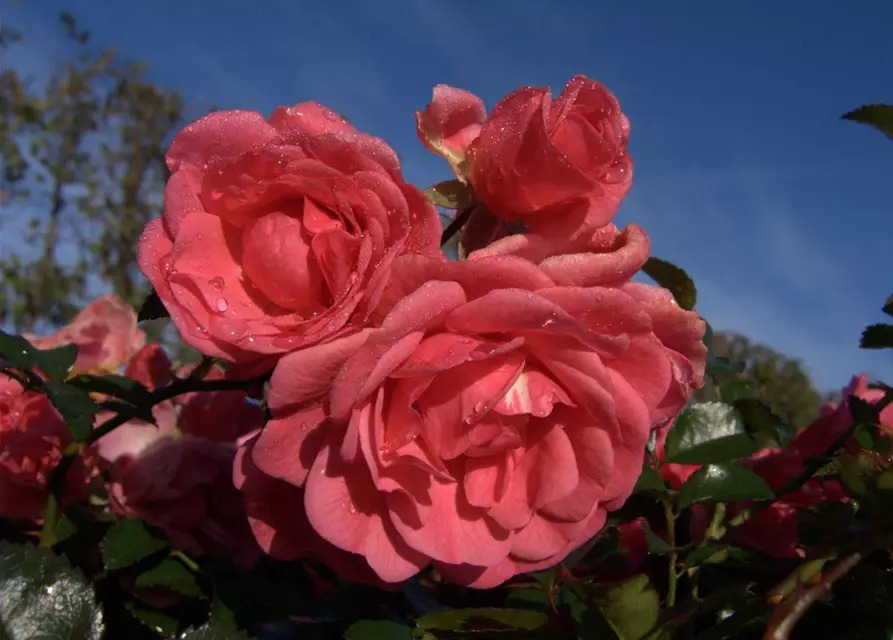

[4,0,893,391]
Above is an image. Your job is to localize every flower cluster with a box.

[129,75,707,587]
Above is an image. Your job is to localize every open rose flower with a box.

[0,378,96,521]
[138,102,443,365]
[418,75,631,238]
[27,294,146,374]
[110,435,258,563]
[240,246,706,588]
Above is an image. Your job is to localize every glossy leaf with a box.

[137,290,169,322]
[642,257,697,310]
[0,330,78,381]
[677,462,774,508]
[591,574,660,640]
[682,545,729,569]
[125,602,180,637]
[102,518,168,571]
[842,104,893,140]
[44,381,97,441]
[415,607,549,634]
[664,402,761,465]
[641,521,673,554]
[0,540,103,640]
[860,323,893,349]
[733,397,791,446]
[423,179,473,209]
[178,622,252,639]
[633,463,667,494]
[344,619,413,639]
[135,557,202,597]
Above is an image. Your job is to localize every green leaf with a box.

[135,557,203,597]
[733,397,791,446]
[53,512,79,544]
[0,330,78,381]
[415,608,549,634]
[68,373,152,406]
[423,179,473,209]
[125,601,180,637]
[641,521,673,555]
[718,380,752,404]
[0,540,103,640]
[137,290,169,322]
[682,545,729,569]
[344,619,413,639]
[664,402,761,465]
[842,104,893,140]
[178,622,252,639]
[591,574,660,640]
[860,324,893,349]
[44,381,97,441]
[677,462,774,508]
[102,518,168,571]
[642,257,697,310]
[633,463,667,494]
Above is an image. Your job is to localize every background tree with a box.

[697,330,824,427]
[0,12,185,334]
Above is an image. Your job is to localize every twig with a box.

[663,500,678,607]
[440,206,473,246]
[762,552,862,640]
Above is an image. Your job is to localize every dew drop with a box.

[322,109,338,121]
[209,277,225,291]
[43,586,54,595]
[347,501,357,514]
[300,422,309,433]
[215,297,229,313]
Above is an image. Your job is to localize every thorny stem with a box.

[763,553,863,640]
[39,373,268,546]
[663,500,678,607]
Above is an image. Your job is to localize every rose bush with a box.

[138,102,442,366]
[0,378,96,521]
[418,75,632,238]
[240,239,706,588]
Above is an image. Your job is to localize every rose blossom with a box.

[110,436,258,563]
[415,85,486,178]
[138,102,443,365]
[417,75,631,238]
[0,378,95,521]
[27,294,146,374]
[106,345,263,561]
[240,240,706,588]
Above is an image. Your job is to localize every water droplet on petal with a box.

[322,109,338,121]
[209,277,225,291]
[215,298,229,313]
[348,501,357,514]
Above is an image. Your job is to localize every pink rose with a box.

[417,76,631,238]
[243,248,706,588]
[110,435,257,563]
[138,102,443,365]
[0,378,95,521]
[27,294,146,374]
[416,85,486,177]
